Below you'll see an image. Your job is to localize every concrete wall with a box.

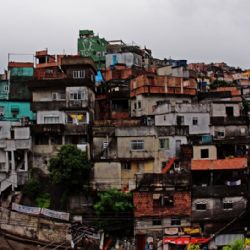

[135,217,190,233]
[157,66,173,76]
[193,145,217,160]
[192,196,247,221]
[106,52,142,68]
[121,160,154,191]
[211,103,241,117]
[37,111,66,124]
[211,125,248,138]
[154,103,210,135]
[33,90,57,102]
[14,127,30,139]
[131,95,192,117]
[94,162,121,190]
[158,136,188,163]
[0,207,71,245]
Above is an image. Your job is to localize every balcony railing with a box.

[192,184,247,198]
[210,116,248,125]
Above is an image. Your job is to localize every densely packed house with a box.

[1,29,250,250]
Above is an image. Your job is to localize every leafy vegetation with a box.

[49,144,91,191]
[22,177,41,200]
[35,193,51,208]
[209,79,236,89]
[189,244,201,250]
[222,239,245,250]
[93,188,134,235]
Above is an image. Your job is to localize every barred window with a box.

[131,140,144,150]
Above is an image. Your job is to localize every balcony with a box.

[32,124,64,134]
[15,139,32,150]
[156,126,189,136]
[192,184,247,198]
[210,116,248,125]
[136,173,190,191]
[64,124,88,135]
[31,101,66,111]
[66,100,89,109]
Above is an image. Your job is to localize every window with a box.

[0,106,4,117]
[223,201,233,210]
[134,102,137,110]
[51,135,62,145]
[159,138,169,149]
[152,219,162,226]
[161,195,174,207]
[176,116,184,125]
[171,218,181,226]
[122,162,131,170]
[4,85,8,92]
[195,202,207,211]
[44,116,60,124]
[200,149,209,159]
[73,70,85,79]
[69,91,84,100]
[52,92,65,100]
[216,131,225,138]
[226,106,234,117]
[35,135,49,145]
[138,101,141,109]
[131,140,144,150]
[192,117,198,125]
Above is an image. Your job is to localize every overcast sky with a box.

[0,0,250,73]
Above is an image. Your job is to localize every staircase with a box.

[0,173,17,195]
[162,157,176,174]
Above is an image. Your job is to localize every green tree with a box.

[49,144,91,191]
[93,188,134,236]
[210,79,236,89]
[222,239,245,250]
[22,177,41,200]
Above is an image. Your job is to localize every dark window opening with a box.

[223,201,233,210]
[226,106,234,117]
[122,162,131,170]
[176,116,184,125]
[196,203,207,211]
[201,149,209,158]
[152,219,162,226]
[171,218,181,226]
[35,135,49,145]
[138,101,141,109]
[192,117,198,125]
[51,135,62,145]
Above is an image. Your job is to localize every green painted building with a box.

[0,101,35,121]
[77,30,108,69]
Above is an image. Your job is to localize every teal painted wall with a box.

[10,67,34,77]
[0,101,35,121]
[0,81,9,100]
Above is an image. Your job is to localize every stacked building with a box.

[0,30,250,249]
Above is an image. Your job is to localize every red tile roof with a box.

[191,157,247,170]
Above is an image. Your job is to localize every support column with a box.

[11,151,15,172]
[5,151,9,172]
[24,151,28,171]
